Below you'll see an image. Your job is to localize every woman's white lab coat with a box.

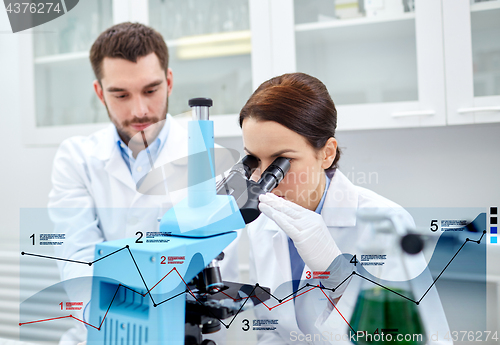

[247,169,451,344]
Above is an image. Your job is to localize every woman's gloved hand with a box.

[258,193,342,272]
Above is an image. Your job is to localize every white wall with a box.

[0,11,61,340]
[2,3,500,341]
[217,122,500,209]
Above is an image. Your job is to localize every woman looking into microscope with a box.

[240,72,450,344]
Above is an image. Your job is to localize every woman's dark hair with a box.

[239,72,341,170]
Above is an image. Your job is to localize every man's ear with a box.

[166,68,173,97]
[321,137,337,169]
[93,80,106,106]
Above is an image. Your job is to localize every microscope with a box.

[86,98,290,345]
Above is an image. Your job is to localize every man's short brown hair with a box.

[90,22,169,82]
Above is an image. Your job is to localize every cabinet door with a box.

[290,0,446,130]
[444,0,500,125]
[148,0,253,137]
[21,0,115,145]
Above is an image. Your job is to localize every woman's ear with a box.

[321,137,337,169]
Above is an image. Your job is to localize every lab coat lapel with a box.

[131,116,189,203]
[321,170,358,227]
[270,225,302,337]
[104,146,137,191]
[99,126,136,192]
[271,228,292,289]
[150,115,188,172]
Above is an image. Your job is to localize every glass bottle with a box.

[349,212,426,345]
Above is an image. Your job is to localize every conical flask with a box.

[348,212,426,345]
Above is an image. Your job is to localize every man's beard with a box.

[105,96,169,146]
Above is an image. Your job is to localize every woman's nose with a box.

[251,160,273,182]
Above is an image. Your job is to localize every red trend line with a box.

[18,268,193,330]
[20,231,487,333]
[19,315,72,326]
[249,294,271,310]
[19,275,354,332]
[71,315,99,330]
[174,267,197,298]
[269,286,317,310]
[319,286,354,332]
[20,247,357,332]
[145,267,177,295]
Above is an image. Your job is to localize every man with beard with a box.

[48,22,238,344]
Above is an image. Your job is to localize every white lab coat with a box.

[48,115,239,344]
[49,115,188,282]
[248,170,451,344]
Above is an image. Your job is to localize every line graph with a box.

[19,231,486,332]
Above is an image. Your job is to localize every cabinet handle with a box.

[391,110,435,117]
[457,106,500,114]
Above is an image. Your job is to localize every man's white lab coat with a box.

[48,115,238,344]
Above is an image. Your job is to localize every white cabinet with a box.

[20,0,115,145]
[277,0,448,131]
[19,0,500,145]
[148,0,254,138]
[21,0,256,144]
[251,0,500,131]
[443,0,500,125]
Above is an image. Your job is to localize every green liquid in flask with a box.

[349,288,426,345]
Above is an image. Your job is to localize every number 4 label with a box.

[350,255,359,266]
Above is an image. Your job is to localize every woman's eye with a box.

[245,153,260,161]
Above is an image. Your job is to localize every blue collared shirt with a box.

[114,116,171,185]
[314,172,332,215]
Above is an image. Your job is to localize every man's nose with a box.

[131,95,148,118]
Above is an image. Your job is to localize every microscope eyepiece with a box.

[217,155,291,224]
[240,155,259,179]
[257,157,291,193]
[228,155,259,180]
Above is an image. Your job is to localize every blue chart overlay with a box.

[19,208,490,342]
[426,213,487,333]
